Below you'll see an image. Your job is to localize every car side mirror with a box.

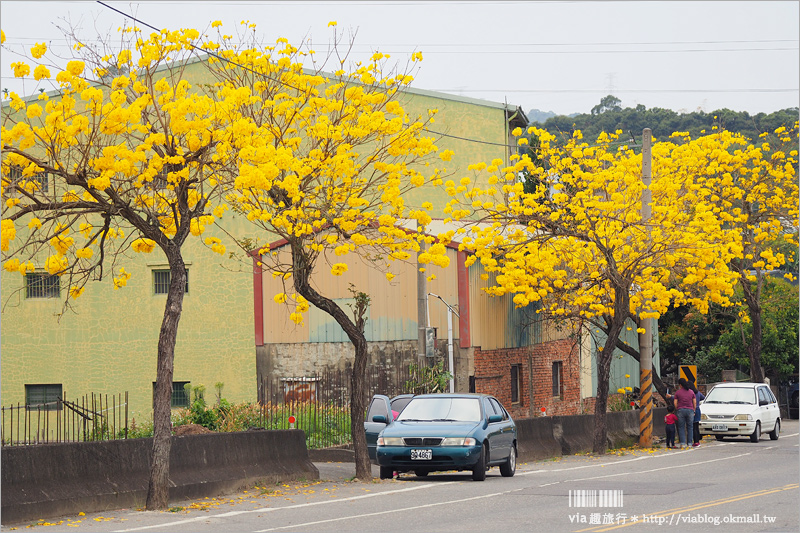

[759,399,768,406]
[372,414,387,424]
[488,414,502,423]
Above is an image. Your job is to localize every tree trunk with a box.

[350,335,372,480]
[592,286,630,454]
[290,241,373,480]
[146,250,186,509]
[741,277,765,383]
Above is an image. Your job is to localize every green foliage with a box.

[659,277,799,382]
[121,417,154,439]
[532,97,799,144]
[405,360,453,394]
[170,396,351,448]
[710,277,799,379]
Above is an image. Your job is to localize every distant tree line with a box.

[530,94,799,142]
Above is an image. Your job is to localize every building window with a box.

[33,173,49,193]
[26,273,60,298]
[153,269,189,295]
[25,384,63,411]
[552,361,564,399]
[510,364,522,404]
[153,381,190,408]
[5,165,48,194]
[151,169,168,190]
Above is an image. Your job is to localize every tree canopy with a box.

[533,95,798,144]
[440,123,796,452]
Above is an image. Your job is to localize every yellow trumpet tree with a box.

[444,127,747,453]
[212,25,449,480]
[2,26,239,508]
[689,123,798,382]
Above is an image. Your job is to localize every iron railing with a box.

[1,392,128,446]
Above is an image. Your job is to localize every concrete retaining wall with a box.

[516,409,662,462]
[1,430,317,525]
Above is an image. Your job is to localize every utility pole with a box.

[639,128,654,447]
[428,293,458,393]
[417,222,428,363]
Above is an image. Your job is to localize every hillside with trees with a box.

[530,95,798,142]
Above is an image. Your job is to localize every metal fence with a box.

[1,392,129,446]
[258,362,448,448]
[1,361,449,449]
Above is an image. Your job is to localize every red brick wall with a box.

[474,337,586,418]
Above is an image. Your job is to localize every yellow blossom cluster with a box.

[445,124,797,326]
[2,25,240,301]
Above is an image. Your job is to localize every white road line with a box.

[112,483,453,532]
[570,452,752,482]
[115,434,795,532]
[253,490,510,532]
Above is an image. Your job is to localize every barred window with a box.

[5,165,48,194]
[26,384,63,411]
[153,269,189,294]
[33,172,49,193]
[151,169,167,190]
[552,361,564,399]
[153,381,190,408]
[26,273,60,298]
[510,364,522,404]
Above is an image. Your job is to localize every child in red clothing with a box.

[664,404,678,449]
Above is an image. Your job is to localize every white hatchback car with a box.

[698,382,780,442]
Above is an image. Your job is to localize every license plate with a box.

[712,424,728,431]
[411,449,432,460]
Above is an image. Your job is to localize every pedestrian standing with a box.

[673,378,696,449]
[689,383,705,447]
[664,404,678,449]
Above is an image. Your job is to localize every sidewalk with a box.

[313,461,382,483]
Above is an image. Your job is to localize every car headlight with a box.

[440,437,477,446]
[377,437,404,446]
[700,414,708,420]
[733,414,753,421]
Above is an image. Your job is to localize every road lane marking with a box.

[575,484,799,532]
[113,482,454,532]
[253,490,511,531]
[570,452,752,482]
[115,434,797,532]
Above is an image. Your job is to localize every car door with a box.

[757,386,776,431]
[365,395,393,461]
[489,397,514,458]
[482,397,504,462]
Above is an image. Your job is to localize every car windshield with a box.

[704,387,756,405]
[396,397,482,422]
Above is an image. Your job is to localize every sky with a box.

[1,1,798,118]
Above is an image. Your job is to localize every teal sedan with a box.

[369,393,517,481]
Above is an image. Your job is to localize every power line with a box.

[4,38,796,55]
[3,75,795,96]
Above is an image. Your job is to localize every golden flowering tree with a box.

[1,27,237,508]
[444,127,744,453]
[687,122,799,382]
[212,23,449,480]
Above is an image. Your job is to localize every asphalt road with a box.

[3,419,798,533]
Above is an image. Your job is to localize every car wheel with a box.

[769,419,780,440]
[715,435,724,441]
[472,442,488,481]
[750,421,760,443]
[415,470,429,477]
[379,466,394,480]
[500,444,516,477]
